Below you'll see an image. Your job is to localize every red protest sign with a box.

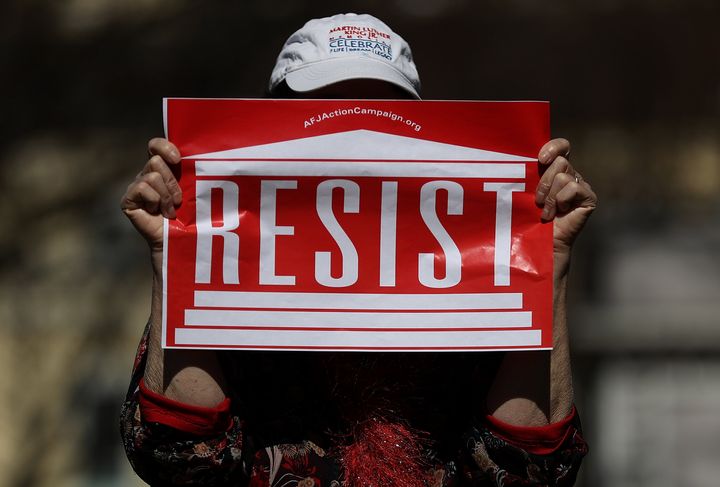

[162,99,552,351]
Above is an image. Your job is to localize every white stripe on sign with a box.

[195,160,526,179]
[194,291,523,310]
[184,309,532,328]
[174,328,542,349]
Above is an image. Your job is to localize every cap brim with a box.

[283,56,420,99]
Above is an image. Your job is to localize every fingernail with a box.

[170,149,180,162]
[541,207,551,220]
[539,151,549,164]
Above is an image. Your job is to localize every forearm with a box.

[548,260,574,421]
[485,253,574,426]
[143,251,228,408]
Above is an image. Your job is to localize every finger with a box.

[538,138,570,166]
[122,180,162,215]
[536,156,571,206]
[139,172,177,218]
[555,179,597,215]
[541,172,574,221]
[142,155,183,206]
[148,137,181,164]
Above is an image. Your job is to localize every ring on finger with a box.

[574,173,582,184]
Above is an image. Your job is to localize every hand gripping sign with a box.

[162,99,553,351]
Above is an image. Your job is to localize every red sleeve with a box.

[138,379,232,436]
[484,406,578,455]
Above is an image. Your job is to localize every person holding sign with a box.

[120,13,596,486]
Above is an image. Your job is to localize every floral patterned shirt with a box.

[120,323,588,486]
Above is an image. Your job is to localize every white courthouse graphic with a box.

[165,130,548,351]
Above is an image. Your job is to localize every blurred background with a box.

[1,1,718,486]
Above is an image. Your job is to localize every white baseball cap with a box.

[269,13,421,99]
